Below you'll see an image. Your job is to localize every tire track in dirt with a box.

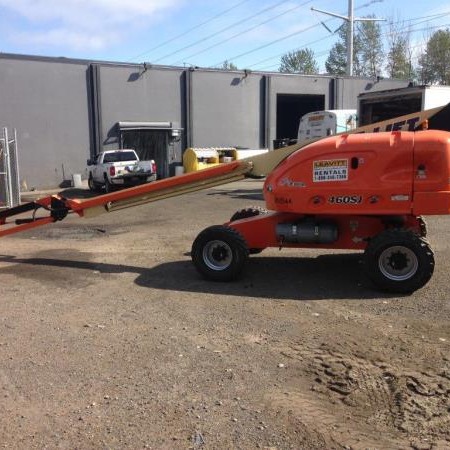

[269,343,450,449]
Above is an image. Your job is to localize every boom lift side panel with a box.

[264,132,415,215]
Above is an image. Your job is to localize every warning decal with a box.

[313,159,348,182]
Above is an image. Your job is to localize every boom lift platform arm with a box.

[0,138,301,237]
[0,159,255,237]
[2,105,450,293]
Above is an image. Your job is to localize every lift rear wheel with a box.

[191,225,249,281]
[418,216,428,237]
[229,206,267,254]
[364,229,434,293]
[230,206,268,222]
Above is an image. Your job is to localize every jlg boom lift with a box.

[1,107,450,293]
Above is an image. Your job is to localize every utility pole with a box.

[312,0,384,76]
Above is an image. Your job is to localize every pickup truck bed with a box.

[88,149,157,192]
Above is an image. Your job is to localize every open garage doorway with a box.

[276,94,325,145]
[121,130,169,179]
[118,121,182,179]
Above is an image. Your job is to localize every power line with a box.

[406,23,450,52]
[152,0,293,64]
[384,12,450,38]
[248,11,450,71]
[311,0,385,76]
[260,21,450,72]
[173,0,314,66]
[249,34,336,70]
[210,0,378,67]
[211,22,325,67]
[127,0,253,62]
[259,23,446,72]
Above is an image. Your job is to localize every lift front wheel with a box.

[364,229,434,293]
[191,225,249,281]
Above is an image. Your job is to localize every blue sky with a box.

[0,0,449,72]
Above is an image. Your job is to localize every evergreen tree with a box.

[221,60,238,71]
[358,18,384,78]
[325,18,383,77]
[386,37,412,79]
[279,48,319,74]
[385,18,413,80]
[418,29,450,84]
[325,25,348,75]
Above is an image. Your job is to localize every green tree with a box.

[221,60,238,70]
[418,29,450,84]
[385,17,413,80]
[278,48,319,74]
[325,25,348,75]
[325,25,364,75]
[325,18,383,77]
[358,18,384,78]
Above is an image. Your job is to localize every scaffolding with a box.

[0,128,20,209]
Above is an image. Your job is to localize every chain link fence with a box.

[0,128,20,209]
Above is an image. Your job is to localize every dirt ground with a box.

[0,179,449,450]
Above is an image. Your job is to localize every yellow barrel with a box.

[183,148,224,172]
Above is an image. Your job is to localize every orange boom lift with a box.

[1,107,450,293]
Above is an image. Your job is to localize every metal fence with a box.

[0,128,20,209]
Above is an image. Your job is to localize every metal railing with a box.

[0,128,20,209]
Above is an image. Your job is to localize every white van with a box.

[297,109,357,143]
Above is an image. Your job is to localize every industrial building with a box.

[0,53,408,189]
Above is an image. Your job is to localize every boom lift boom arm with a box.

[0,159,254,238]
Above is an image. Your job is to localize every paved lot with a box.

[1,179,449,449]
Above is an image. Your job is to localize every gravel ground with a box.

[0,179,449,450]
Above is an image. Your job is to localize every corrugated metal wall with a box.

[0,56,92,188]
[0,54,409,189]
[188,70,264,149]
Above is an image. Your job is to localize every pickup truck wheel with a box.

[363,229,434,293]
[88,174,98,192]
[191,225,249,281]
[104,176,112,193]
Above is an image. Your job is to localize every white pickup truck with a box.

[87,149,157,193]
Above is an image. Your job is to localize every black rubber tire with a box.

[230,206,268,222]
[363,229,434,293]
[104,175,112,193]
[191,225,249,281]
[230,207,267,254]
[88,173,98,192]
[418,216,428,237]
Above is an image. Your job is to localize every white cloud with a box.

[0,0,183,51]
[14,28,120,52]
[0,0,180,24]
